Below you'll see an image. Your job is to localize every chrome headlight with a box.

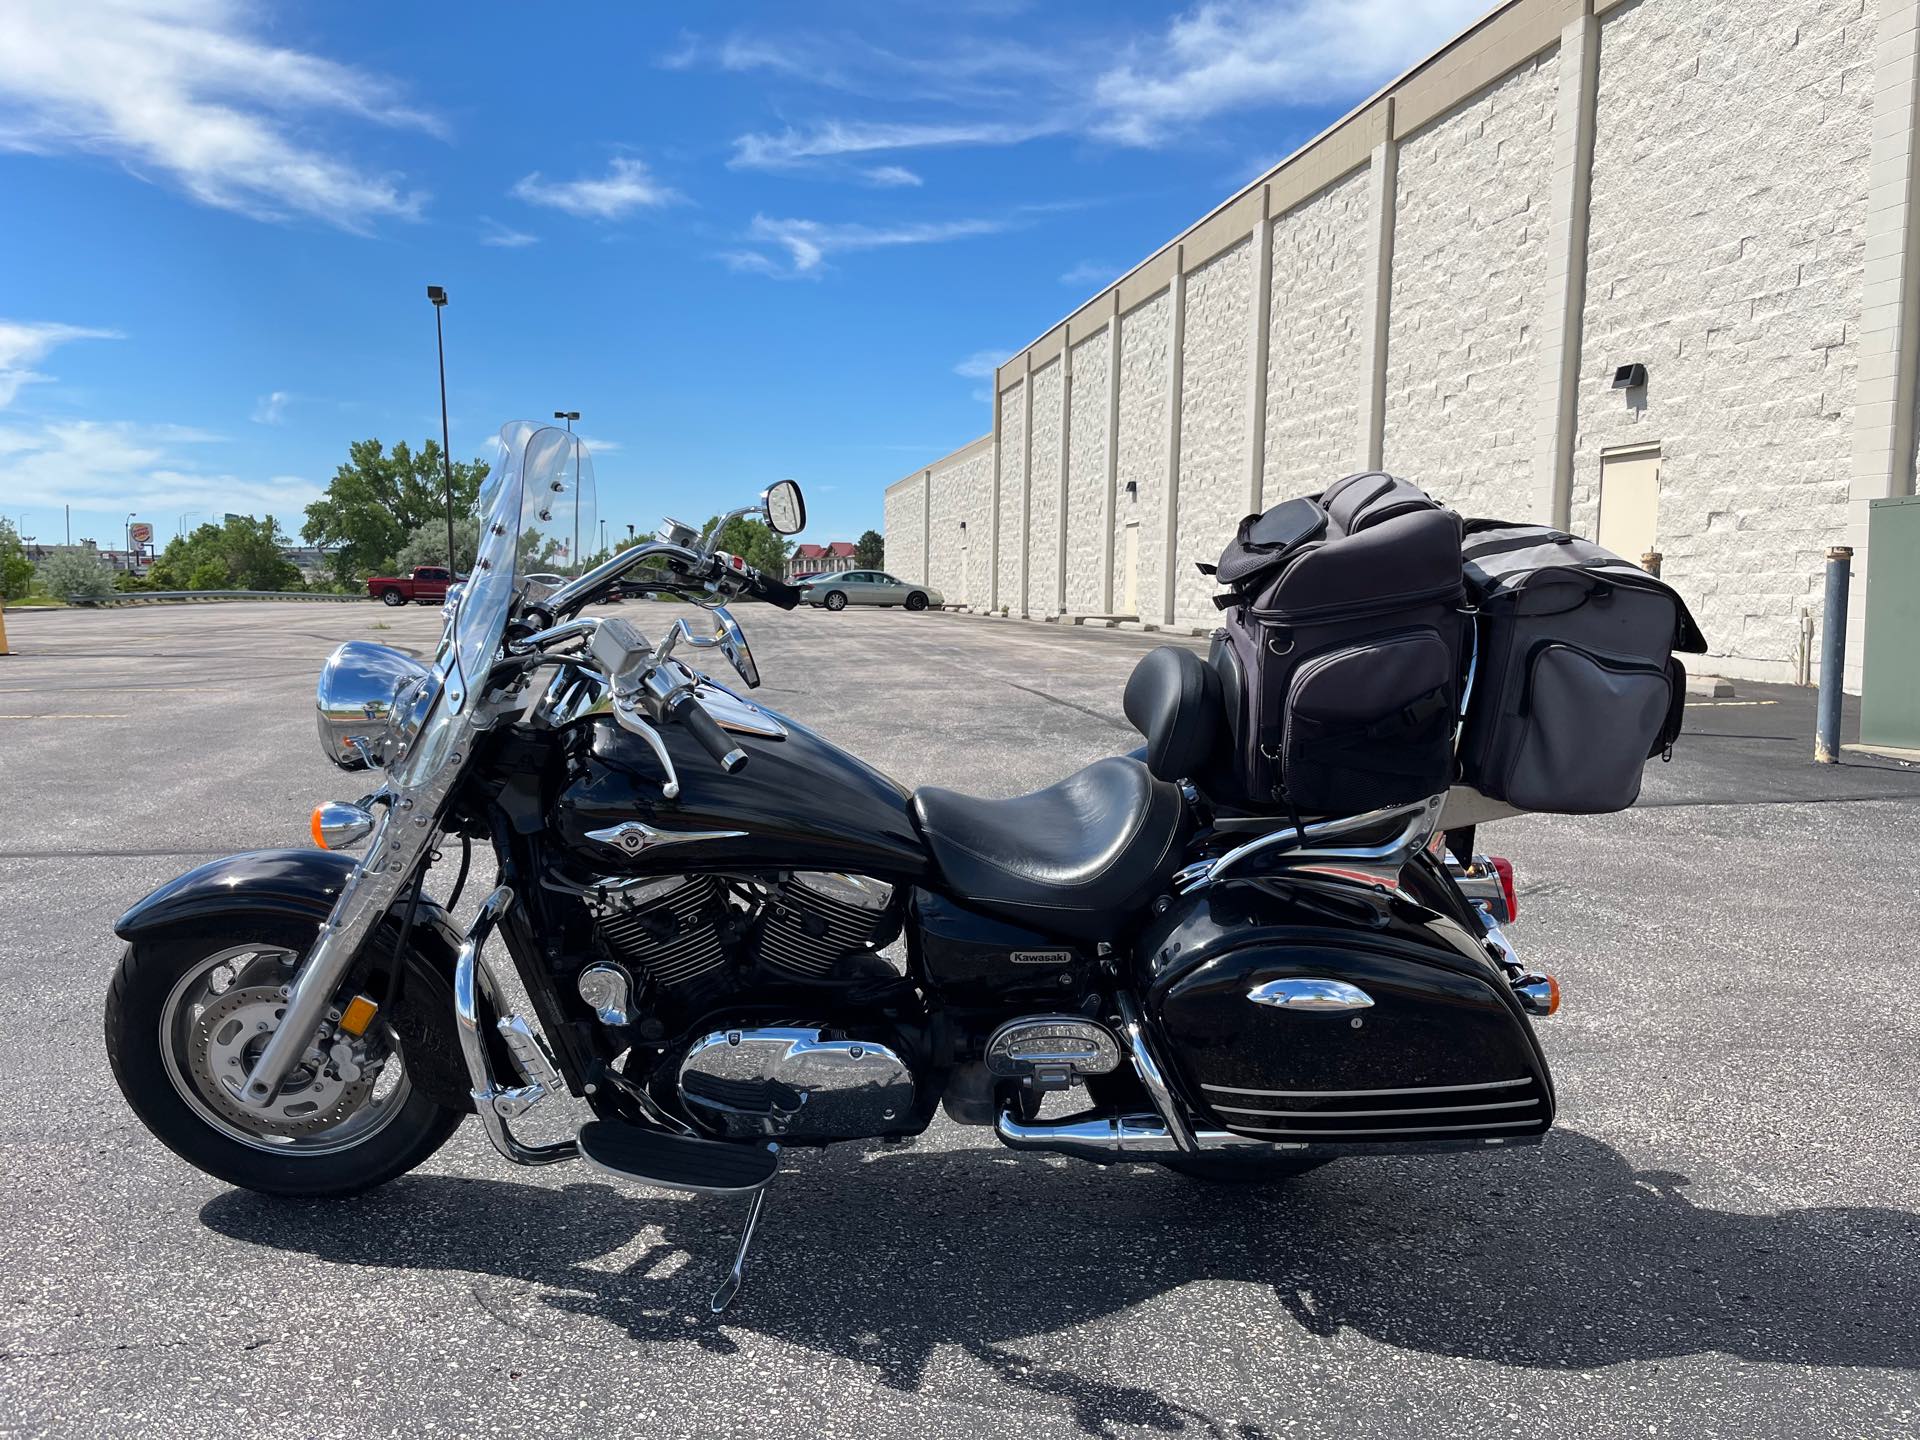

[315,640,433,771]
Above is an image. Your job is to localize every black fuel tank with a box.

[553,708,932,881]
[1137,880,1553,1144]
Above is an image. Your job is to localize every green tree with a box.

[854,529,884,570]
[148,515,298,591]
[35,550,114,601]
[395,513,482,573]
[302,439,489,587]
[702,515,793,577]
[0,519,35,601]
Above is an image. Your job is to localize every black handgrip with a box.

[749,571,803,610]
[667,690,748,773]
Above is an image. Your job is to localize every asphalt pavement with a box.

[0,601,1915,1439]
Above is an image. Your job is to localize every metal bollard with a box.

[1640,550,1663,577]
[1814,546,1853,764]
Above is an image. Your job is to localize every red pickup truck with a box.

[366,566,460,606]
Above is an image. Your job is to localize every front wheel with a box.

[104,919,462,1197]
[823,591,848,612]
[905,592,929,611]
[380,588,404,607]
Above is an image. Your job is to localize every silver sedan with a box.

[798,570,945,612]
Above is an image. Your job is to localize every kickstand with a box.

[710,1186,768,1314]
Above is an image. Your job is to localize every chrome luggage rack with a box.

[1172,792,1447,894]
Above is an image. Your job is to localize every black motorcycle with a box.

[105,423,1556,1312]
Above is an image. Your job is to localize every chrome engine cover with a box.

[677,1026,915,1140]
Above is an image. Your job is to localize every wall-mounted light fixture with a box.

[1125,480,1138,501]
[1612,362,1648,390]
[958,520,967,532]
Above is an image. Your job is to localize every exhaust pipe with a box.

[994,1109,1295,1162]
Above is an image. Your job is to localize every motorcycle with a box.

[105,423,1557,1313]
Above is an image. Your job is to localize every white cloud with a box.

[1059,260,1115,288]
[511,156,678,219]
[1090,0,1487,145]
[0,319,120,407]
[251,390,288,425]
[730,119,1054,171]
[479,218,538,248]
[0,417,317,518]
[0,0,438,229]
[576,435,621,455]
[863,165,923,188]
[726,214,1011,279]
[953,350,1008,380]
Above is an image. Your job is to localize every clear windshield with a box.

[389,423,596,788]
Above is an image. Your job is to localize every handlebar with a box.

[745,570,802,610]
[666,688,748,772]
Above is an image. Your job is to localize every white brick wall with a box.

[1175,237,1256,624]
[1384,50,1560,515]
[1263,169,1372,502]
[1028,358,1064,613]
[1114,292,1171,618]
[927,439,990,605]
[1574,0,1875,682]
[881,475,924,584]
[997,378,1026,609]
[1065,327,1112,612]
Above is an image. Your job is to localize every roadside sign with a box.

[128,522,153,547]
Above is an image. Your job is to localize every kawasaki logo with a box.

[1010,949,1072,965]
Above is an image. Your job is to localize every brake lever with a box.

[611,700,682,800]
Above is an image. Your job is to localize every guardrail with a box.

[68,589,370,606]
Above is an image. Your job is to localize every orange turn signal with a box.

[310,805,329,849]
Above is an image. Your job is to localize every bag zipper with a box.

[1250,579,1461,627]
[1517,641,1671,716]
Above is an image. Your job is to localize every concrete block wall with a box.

[881,473,926,585]
[1065,328,1112,612]
[1263,168,1373,503]
[1573,0,1876,683]
[1174,237,1257,624]
[886,0,1911,691]
[1383,49,1560,517]
[1115,292,1172,619]
[924,437,992,605]
[1027,358,1064,614]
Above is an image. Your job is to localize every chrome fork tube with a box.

[237,808,430,1107]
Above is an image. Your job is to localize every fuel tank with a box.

[1136,876,1553,1146]
[553,704,932,881]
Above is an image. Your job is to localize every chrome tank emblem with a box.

[1245,977,1376,1011]
[678,1027,914,1140]
[585,820,746,856]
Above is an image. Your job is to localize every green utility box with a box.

[1860,495,1920,751]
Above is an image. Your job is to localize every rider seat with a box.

[909,756,1187,941]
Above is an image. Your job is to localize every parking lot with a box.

[2,600,1917,1439]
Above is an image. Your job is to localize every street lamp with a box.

[427,285,456,573]
[553,410,580,568]
[125,512,136,572]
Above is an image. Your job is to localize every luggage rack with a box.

[1173,792,1446,894]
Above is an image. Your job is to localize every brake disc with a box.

[187,985,375,1139]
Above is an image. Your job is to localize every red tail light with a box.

[1489,856,1517,922]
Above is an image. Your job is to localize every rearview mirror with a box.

[763,480,805,536]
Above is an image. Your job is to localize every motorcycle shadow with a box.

[200,1126,1919,1406]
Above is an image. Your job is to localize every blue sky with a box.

[0,0,1484,554]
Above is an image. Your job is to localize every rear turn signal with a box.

[1489,855,1518,922]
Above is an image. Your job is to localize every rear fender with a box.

[114,849,475,1111]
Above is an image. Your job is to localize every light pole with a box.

[125,512,135,572]
[428,286,456,572]
[554,410,580,568]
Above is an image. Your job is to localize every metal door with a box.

[1123,522,1140,614]
[1861,496,1920,750]
[1597,444,1661,562]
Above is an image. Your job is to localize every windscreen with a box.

[388,423,596,789]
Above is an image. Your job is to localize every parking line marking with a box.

[1684,700,1779,708]
[0,712,130,719]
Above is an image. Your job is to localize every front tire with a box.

[380,588,404,607]
[905,592,929,611]
[104,919,462,1198]
[823,591,848,612]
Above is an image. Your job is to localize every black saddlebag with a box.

[1207,473,1469,816]
[1139,882,1553,1145]
[1457,521,1708,814]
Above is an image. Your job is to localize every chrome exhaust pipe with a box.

[994,1109,1295,1162]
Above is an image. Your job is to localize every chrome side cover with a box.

[1245,978,1376,1012]
[677,1027,914,1140]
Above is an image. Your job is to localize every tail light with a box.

[1489,855,1517,922]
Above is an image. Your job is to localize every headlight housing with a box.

[315,640,433,770]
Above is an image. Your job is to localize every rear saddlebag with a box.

[1208,476,1469,815]
[1458,521,1707,814]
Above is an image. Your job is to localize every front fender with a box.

[113,848,475,1111]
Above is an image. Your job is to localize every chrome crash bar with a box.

[453,886,578,1166]
[1174,792,1446,894]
